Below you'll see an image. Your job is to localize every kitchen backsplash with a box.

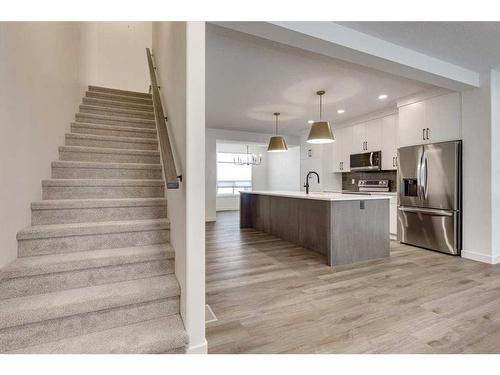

[342,170,397,192]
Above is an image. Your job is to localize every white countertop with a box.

[243,191,391,201]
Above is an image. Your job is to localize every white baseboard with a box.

[205,217,216,222]
[186,339,208,354]
[461,250,500,264]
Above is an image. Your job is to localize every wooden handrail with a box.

[146,48,182,189]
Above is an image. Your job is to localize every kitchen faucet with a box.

[304,171,320,194]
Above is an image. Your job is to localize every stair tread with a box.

[7,314,187,354]
[76,112,155,124]
[59,145,160,155]
[17,218,170,240]
[0,275,179,330]
[71,122,157,134]
[42,178,164,186]
[88,85,152,98]
[82,97,154,110]
[52,160,161,170]
[86,91,153,104]
[80,104,154,117]
[0,244,174,280]
[32,197,167,210]
[66,132,158,145]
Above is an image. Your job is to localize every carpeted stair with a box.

[0,85,188,354]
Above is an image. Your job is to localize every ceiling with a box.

[337,22,500,73]
[206,23,432,136]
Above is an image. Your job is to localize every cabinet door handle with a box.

[422,128,426,141]
[426,128,430,140]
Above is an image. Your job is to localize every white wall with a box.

[152,21,206,354]
[299,129,342,193]
[81,22,152,93]
[0,22,89,268]
[268,147,301,191]
[490,69,500,262]
[205,128,299,221]
[460,73,493,263]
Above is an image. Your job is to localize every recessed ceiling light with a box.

[307,120,314,124]
[378,94,388,100]
[337,109,345,114]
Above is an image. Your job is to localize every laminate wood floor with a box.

[206,211,500,353]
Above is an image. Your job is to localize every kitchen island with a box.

[240,191,390,266]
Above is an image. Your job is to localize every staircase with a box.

[0,85,188,354]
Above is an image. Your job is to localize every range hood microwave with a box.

[350,151,382,171]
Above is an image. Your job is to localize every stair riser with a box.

[32,205,167,225]
[86,91,153,105]
[80,107,154,120]
[0,297,178,353]
[52,166,162,179]
[42,185,165,200]
[18,228,170,257]
[88,86,152,99]
[82,97,154,112]
[71,124,157,139]
[0,259,174,300]
[66,136,158,151]
[59,150,160,164]
[76,114,155,129]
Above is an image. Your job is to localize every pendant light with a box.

[267,112,288,152]
[307,90,335,144]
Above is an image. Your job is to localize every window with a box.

[216,152,252,195]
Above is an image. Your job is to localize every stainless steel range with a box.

[358,179,390,192]
[397,140,462,255]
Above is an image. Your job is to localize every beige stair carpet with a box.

[0,85,188,354]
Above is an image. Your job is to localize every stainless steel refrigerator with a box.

[397,140,462,255]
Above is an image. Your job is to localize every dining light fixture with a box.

[233,145,262,166]
[267,112,288,152]
[307,90,335,144]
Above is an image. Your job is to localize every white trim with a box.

[461,250,500,264]
[186,339,208,354]
[205,217,216,222]
[334,107,397,130]
[396,87,454,108]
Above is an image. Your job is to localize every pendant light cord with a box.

[275,114,278,135]
[319,93,322,120]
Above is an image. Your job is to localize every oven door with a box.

[350,151,381,171]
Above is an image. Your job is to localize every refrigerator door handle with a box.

[369,152,373,167]
[416,146,423,200]
[398,206,454,217]
[422,149,429,200]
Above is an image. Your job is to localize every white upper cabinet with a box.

[350,119,382,153]
[425,92,461,143]
[397,92,461,148]
[364,118,383,152]
[330,140,341,173]
[341,126,352,172]
[350,124,366,153]
[381,115,398,170]
[331,127,351,172]
[398,101,426,148]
